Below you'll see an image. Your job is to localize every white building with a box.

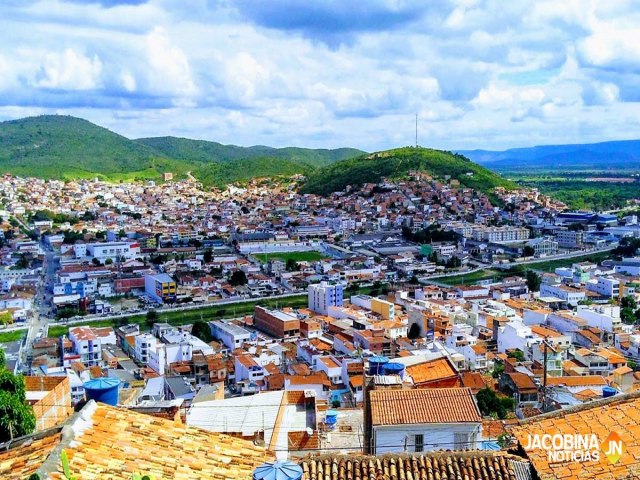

[84,242,141,262]
[68,326,116,367]
[308,281,344,315]
[586,277,620,299]
[134,333,157,365]
[576,304,623,334]
[210,321,252,350]
[370,388,482,454]
[539,283,586,306]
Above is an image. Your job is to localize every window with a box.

[414,434,424,453]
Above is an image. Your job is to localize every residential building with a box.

[253,306,300,338]
[308,281,343,315]
[144,273,177,303]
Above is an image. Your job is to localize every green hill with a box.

[137,136,362,168]
[0,115,364,186]
[301,147,517,197]
[0,115,185,182]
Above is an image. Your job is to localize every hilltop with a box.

[301,147,516,197]
[0,115,363,186]
[0,115,184,182]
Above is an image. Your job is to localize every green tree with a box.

[203,249,213,264]
[0,349,5,369]
[285,258,299,272]
[446,256,461,269]
[491,362,505,379]
[0,362,36,442]
[526,270,541,292]
[191,320,212,342]
[522,245,535,257]
[476,387,514,420]
[507,350,525,362]
[145,309,159,328]
[229,270,248,286]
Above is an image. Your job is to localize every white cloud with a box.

[0,0,638,150]
[33,48,103,90]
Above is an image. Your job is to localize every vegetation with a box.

[301,147,517,198]
[0,350,36,442]
[0,329,25,343]
[191,320,212,342]
[509,174,640,210]
[229,270,248,286]
[526,271,541,292]
[476,387,514,419]
[253,251,326,264]
[620,296,640,325]
[0,115,363,188]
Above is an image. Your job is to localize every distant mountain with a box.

[301,147,516,199]
[137,136,362,169]
[0,115,184,181]
[458,139,640,172]
[0,115,364,186]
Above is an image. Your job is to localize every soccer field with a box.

[253,251,326,263]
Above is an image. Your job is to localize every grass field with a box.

[253,251,326,263]
[46,294,309,339]
[438,251,613,286]
[0,329,26,344]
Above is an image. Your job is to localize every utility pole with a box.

[541,339,549,412]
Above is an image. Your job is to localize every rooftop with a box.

[369,387,482,426]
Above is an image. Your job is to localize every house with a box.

[402,356,461,388]
[511,391,640,480]
[499,372,539,406]
[0,400,269,480]
[368,388,483,454]
[24,376,73,431]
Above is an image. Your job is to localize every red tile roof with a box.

[369,387,482,426]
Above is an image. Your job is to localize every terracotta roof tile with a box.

[300,452,528,480]
[42,402,270,480]
[405,357,458,385]
[0,429,62,480]
[370,388,482,426]
[512,391,640,480]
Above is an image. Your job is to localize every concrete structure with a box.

[210,321,252,350]
[308,281,344,315]
[253,306,300,338]
[25,376,73,431]
[144,273,177,303]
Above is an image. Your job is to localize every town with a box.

[3,170,640,479]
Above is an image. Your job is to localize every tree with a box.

[507,350,525,362]
[476,387,514,420]
[145,309,159,328]
[526,270,541,292]
[229,270,248,286]
[407,323,421,339]
[203,249,213,264]
[446,256,461,269]
[285,258,299,272]
[0,311,13,326]
[0,361,36,442]
[191,320,212,342]
[491,362,505,378]
[0,349,5,369]
[522,245,535,257]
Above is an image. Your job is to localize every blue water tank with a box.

[603,386,617,398]
[382,362,405,379]
[253,461,303,480]
[368,356,389,375]
[325,409,338,430]
[84,377,120,406]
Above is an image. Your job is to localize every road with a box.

[420,246,616,286]
[18,247,57,371]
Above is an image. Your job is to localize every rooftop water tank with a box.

[603,386,617,398]
[382,362,405,379]
[84,377,120,406]
[325,409,339,430]
[368,356,389,375]
[253,461,303,480]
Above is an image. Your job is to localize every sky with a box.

[1,0,639,151]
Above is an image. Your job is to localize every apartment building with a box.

[253,306,300,338]
[308,281,344,315]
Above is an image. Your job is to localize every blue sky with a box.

[1,0,639,151]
